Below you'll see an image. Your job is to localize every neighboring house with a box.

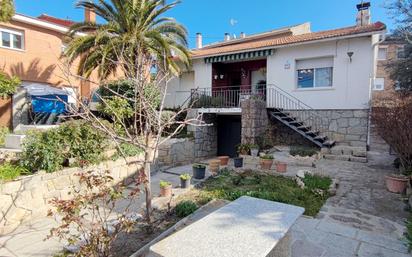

[372,36,407,106]
[166,2,386,156]
[0,10,96,129]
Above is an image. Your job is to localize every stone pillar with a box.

[187,110,218,160]
[241,99,268,145]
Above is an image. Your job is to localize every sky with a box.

[14,0,397,48]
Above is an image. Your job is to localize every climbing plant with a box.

[0,0,15,22]
[0,71,20,98]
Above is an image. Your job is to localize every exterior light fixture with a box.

[347,51,354,62]
[219,74,225,79]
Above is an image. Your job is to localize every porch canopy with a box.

[204,49,274,63]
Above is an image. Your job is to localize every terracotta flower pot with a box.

[160,184,172,197]
[385,175,409,194]
[218,156,229,166]
[276,162,287,173]
[260,159,273,170]
[209,159,220,175]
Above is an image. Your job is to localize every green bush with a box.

[21,120,108,173]
[0,162,30,181]
[175,200,198,218]
[117,143,143,157]
[0,126,9,146]
[290,146,318,157]
[302,174,332,191]
[406,213,412,252]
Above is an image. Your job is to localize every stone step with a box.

[323,154,367,163]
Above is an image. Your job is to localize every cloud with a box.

[230,18,238,26]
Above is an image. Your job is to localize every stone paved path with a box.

[1,154,411,257]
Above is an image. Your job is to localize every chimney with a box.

[240,32,246,39]
[85,7,96,23]
[224,33,230,41]
[196,33,203,49]
[356,2,371,26]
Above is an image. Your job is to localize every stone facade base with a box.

[241,99,268,145]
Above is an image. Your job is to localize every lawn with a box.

[195,169,331,216]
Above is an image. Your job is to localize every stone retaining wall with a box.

[0,155,144,234]
[186,112,217,160]
[157,138,195,167]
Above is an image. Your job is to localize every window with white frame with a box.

[397,46,406,59]
[373,78,385,91]
[377,47,387,60]
[0,28,24,50]
[296,57,333,88]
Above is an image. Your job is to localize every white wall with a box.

[267,37,374,109]
[164,71,195,108]
[193,59,212,88]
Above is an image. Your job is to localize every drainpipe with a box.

[367,32,386,150]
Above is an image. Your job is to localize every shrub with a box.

[21,120,108,173]
[0,70,19,98]
[0,162,30,181]
[0,126,9,146]
[175,200,198,218]
[117,143,143,157]
[290,146,318,157]
[302,174,332,191]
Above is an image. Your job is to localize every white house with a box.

[166,2,386,157]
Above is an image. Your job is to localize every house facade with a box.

[166,3,386,156]
[0,11,96,128]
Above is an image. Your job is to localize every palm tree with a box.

[0,0,15,22]
[65,0,190,79]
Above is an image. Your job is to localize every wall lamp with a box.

[347,51,354,62]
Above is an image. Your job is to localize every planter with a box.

[192,165,206,179]
[180,178,191,189]
[160,184,172,197]
[385,175,409,194]
[234,157,243,168]
[260,159,273,170]
[218,156,229,166]
[276,162,287,173]
[250,148,259,157]
[209,159,220,175]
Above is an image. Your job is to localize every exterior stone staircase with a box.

[321,145,368,163]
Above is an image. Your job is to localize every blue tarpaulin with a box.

[31,95,68,114]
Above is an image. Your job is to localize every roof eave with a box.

[191,29,386,60]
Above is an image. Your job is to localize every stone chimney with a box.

[85,7,96,23]
[240,32,246,39]
[356,2,371,26]
[196,33,203,49]
[224,33,230,41]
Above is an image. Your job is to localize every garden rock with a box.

[297,170,313,179]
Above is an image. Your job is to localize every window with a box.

[377,47,387,60]
[397,46,406,59]
[373,78,384,91]
[0,28,24,50]
[297,67,333,88]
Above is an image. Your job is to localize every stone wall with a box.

[157,138,195,167]
[266,121,316,147]
[186,112,217,160]
[241,99,268,145]
[0,155,144,234]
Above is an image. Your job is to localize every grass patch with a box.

[290,146,318,157]
[175,200,198,218]
[0,162,31,181]
[199,170,331,216]
[302,174,332,191]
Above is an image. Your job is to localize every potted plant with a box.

[218,156,229,166]
[209,159,220,175]
[250,144,259,157]
[159,180,172,197]
[234,156,243,168]
[276,162,287,173]
[236,144,250,156]
[180,173,191,189]
[192,163,206,179]
[260,154,274,170]
[385,174,409,194]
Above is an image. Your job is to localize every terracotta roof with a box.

[192,22,386,58]
[37,14,75,27]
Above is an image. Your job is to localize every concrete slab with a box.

[356,230,408,253]
[317,220,358,238]
[149,196,304,257]
[358,242,411,257]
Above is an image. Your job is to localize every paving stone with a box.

[292,217,320,232]
[317,220,358,238]
[319,233,359,253]
[291,239,324,257]
[358,242,411,257]
[356,230,408,253]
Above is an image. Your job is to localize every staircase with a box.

[267,86,335,148]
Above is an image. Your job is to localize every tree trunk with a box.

[144,158,152,222]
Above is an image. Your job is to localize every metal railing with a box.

[172,84,332,143]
